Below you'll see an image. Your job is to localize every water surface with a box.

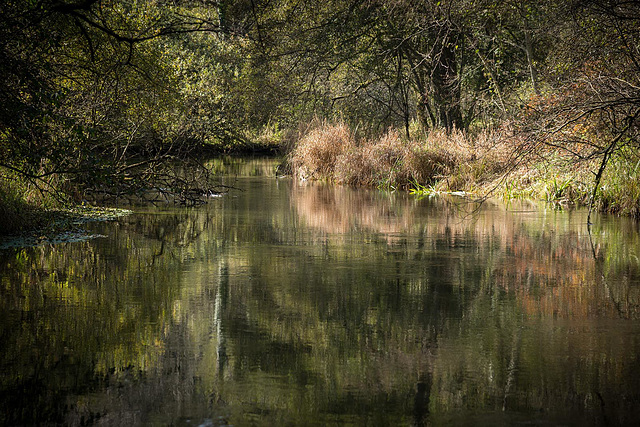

[2,157,640,426]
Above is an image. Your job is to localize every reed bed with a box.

[289,121,512,192]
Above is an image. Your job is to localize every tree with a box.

[520,0,640,217]
[0,0,235,205]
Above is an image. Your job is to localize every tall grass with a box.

[597,154,640,217]
[0,173,65,235]
[289,120,512,192]
[288,120,640,217]
[289,121,356,181]
[0,180,39,235]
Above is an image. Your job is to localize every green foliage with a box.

[597,154,640,217]
[408,180,440,197]
[0,181,37,236]
[543,176,575,204]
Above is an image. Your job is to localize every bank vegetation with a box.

[289,118,640,218]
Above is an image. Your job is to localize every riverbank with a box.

[0,203,131,249]
[2,120,637,242]
[0,142,276,239]
[288,121,640,218]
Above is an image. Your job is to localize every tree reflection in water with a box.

[1,159,640,425]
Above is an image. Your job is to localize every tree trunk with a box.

[523,17,540,95]
[431,33,463,131]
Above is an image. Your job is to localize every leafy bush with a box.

[0,181,39,235]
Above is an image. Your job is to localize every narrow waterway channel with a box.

[1,157,640,426]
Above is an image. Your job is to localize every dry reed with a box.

[288,121,355,181]
[290,121,513,192]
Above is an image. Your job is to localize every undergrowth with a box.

[289,120,511,191]
[0,173,66,236]
[1,181,44,235]
[597,154,640,217]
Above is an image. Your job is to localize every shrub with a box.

[289,120,515,193]
[289,121,355,181]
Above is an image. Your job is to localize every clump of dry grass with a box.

[435,128,514,193]
[334,127,465,189]
[289,121,355,181]
[290,121,513,192]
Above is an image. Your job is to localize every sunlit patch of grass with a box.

[502,180,523,202]
[408,180,440,197]
[597,154,640,218]
[493,158,592,207]
[542,175,575,204]
[290,121,502,191]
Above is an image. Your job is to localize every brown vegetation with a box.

[288,119,640,218]
[289,121,514,192]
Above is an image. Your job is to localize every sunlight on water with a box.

[1,157,640,425]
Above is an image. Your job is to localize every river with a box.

[1,157,640,426]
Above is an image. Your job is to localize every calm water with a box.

[2,157,640,426]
